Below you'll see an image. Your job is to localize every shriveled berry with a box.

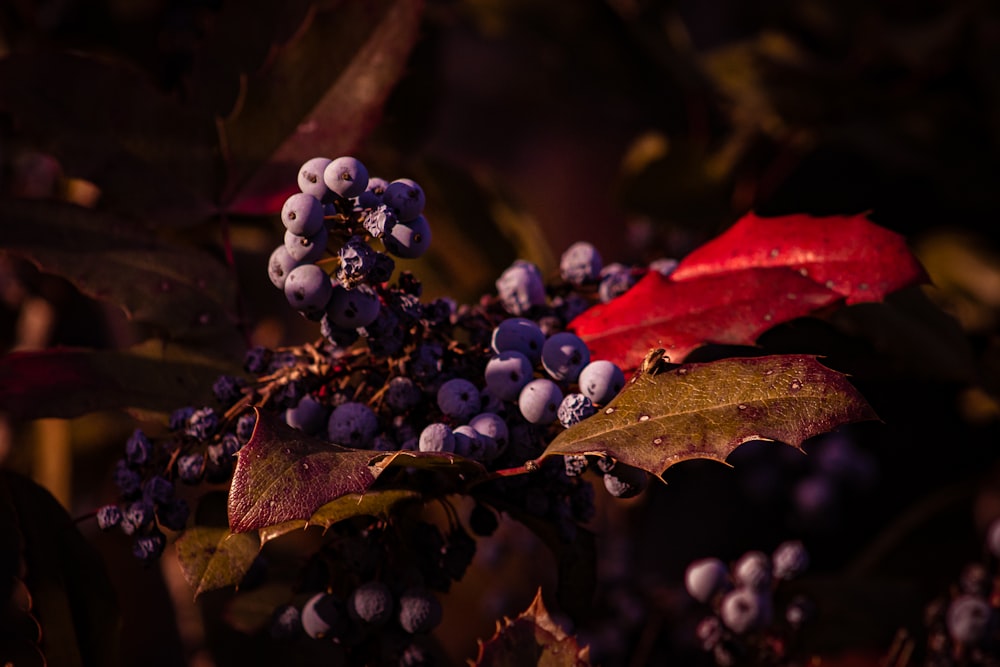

[96,504,122,530]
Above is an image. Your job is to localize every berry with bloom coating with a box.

[285,394,328,434]
[564,454,588,477]
[418,423,455,453]
[301,592,342,639]
[114,460,142,497]
[185,407,219,440]
[327,402,378,448]
[518,378,563,425]
[946,594,992,645]
[324,156,369,198]
[281,192,325,236]
[557,393,596,428]
[284,264,333,317]
[383,178,426,222]
[496,260,546,316]
[720,587,773,634]
[398,588,442,634]
[578,360,626,405]
[468,412,509,453]
[484,351,533,402]
[685,557,730,603]
[733,551,772,591]
[348,581,394,626]
[267,245,303,290]
[386,376,422,413]
[327,283,380,329]
[772,540,809,580]
[362,204,397,238]
[491,317,546,364]
[283,226,328,264]
[296,157,331,200]
[125,429,152,466]
[559,241,603,285]
[132,532,166,562]
[602,462,649,498]
[96,504,122,530]
[541,332,590,382]
[270,603,302,639]
[598,263,637,302]
[437,378,480,423]
[383,215,432,259]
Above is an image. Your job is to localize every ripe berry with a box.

[383,178,426,222]
[269,603,302,639]
[281,192,325,236]
[720,587,773,634]
[398,588,442,634]
[518,378,563,425]
[125,429,152,466]
[301,592,343,639]
[946,594,992,645]
[296,157,331,200]
[267,245,302,290]
[386,376,422,413]
[383,215,432,259]
[348,581,394,626]
[557,393,596,428]
[484,351,533,401]
[285,394,329,435]
[132,532,166,562]
[541,332,590,383]
[563,454,588,477]
[327,402,379,448]
[96,504,122,530]
[685,557,730,603]
[577,360,626,405]
[496,260,545,316]
[327,283,381,329]
[772,540,809,581]
[559,241,603,285]
[468,412,509,453]
[602,462,648,499]
[437,378,480,423]
[491,317,545,364]
[418,423,455,453]
[284,264,334,316]
[733,550,772,591]
[283,226,328,264]
[324,156,369,198]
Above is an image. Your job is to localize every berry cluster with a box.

[912,517,1000,666]
[685,541,812,666]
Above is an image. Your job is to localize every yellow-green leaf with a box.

[174,527,260,597]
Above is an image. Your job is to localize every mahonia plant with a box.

[91,154,924,665]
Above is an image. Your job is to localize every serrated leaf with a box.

[370,450,489,480]
[0,52,219,227]
[222,0,424,210]
[0,199,240,349]
[258,489,421,546]
[174,527,261,597]
[0,343,238,421]
[570,268,842,370]
[671,212,927,304]
[540,355,877,477]
[228,410,379,533]
[471,588,590,667]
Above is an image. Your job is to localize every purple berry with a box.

[362,204,397,238]
[185,407,219,440]
[541,331,590,382]
[297,157,332,199]
[563,454,588,477]
[337,235,376,287]
[598,263,637,303]
[386,376,422,413]
[284,264,333,315]
[143,475,174,505]
[122,500,155,535]
[283,227,328,263]
[327,401,378,448]
[720,587,773,634]
[468,412,509,454]
[772,540,808,580]
[557,393,596,428]
[437,378,480,423]
[946,594,992,645]
[577,360,626,405]
[518,378,563,425]
[212,374,245,405]
[495,260,545,316]
[484,351,533,401]
[685,557,730,603]
[491,317,546,364]
[96,504,122,530]
[125,429,152,467]
[602,462,649,498]
[114,459,142,497]
[326,283,381,329]
[733,551,772,591]
[177,453,205,484]
[418,422,455,453]
[398,588,442,634]
[168,406,195,432]
[281,192,325,236]
[324,156,369,198]
[301,592,342,639]
[237,411,257,442]
[383,215,432,259]
[383,178,425,222]
[559,241,603,285]
[270,603,302,639]
[349,581,394,626]
[285,395,328,435]
[132,532,166,562]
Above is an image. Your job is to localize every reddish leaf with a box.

[570,268,842,370]
[222,0,425,211]
[472,588,591,667]
[541,355,877,477]
[671,212,927,304]
[228,410,379,533]
[0,344,233,422]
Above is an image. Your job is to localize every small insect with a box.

[640,348,671,375]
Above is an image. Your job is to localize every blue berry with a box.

[267,245,303,290]
[281,192,325,236]
[362,204,397,238]
[296,157,332,200]
[237,411,257,442]
[360,308,404,357]
[383,215,432,259]
[337,235,376,287]
[132,532,166,562]
[518,378,563,425]
[541,331,590,382]
[557,393,595,428]
[125,429,152,467]
[468,412,509,453]
[285,395,328,435]
[96,504,122,530]
[720,588,773,634]
[418,423,455,453]
[436,378,480,423]
[270,603,302,639]
[559,241,603,285]
[114,459,142,497]
[326,283,381,329]
[733,551,772,591]
[383,178,425,222]
[577,360,625,405]
[386,376,422,413]
[157,497,190,531]
[177,453,205,484]
[143,475,174,505]
[212,374,245,405]
[598,263,637,303]
[284,264,333,316]
[327,401,378,448]
[398,588,442,634]
[324,156,369,198]
[283,226,328,263]
[408,343,444,382]
[122,500,155,535]
[484,351,533,401]
[185,407,219,440]
[491,317,545,364]
[684,557,730,603]
[349,581,394,626]
[168,406,195,431]
[301,592,342,639]
[496,260,546,316]
[602,462,649,498]
[772,540,808,580]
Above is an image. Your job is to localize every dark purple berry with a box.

[243,345,271,374]
[185,407,220,440]
[143,475,174,505]
[122,500,155,535]
[212,374,246,405]
[168,406,195,431]
[132,532,166,562]
[398,588,442,634]
[157,497,190,531]
[114,459,142,497]
[236,412,257,442]
[125,429,152,467]
[469,502,499,537]
[96,504,122,530]
[348,581,394,626]
[270,603,302,639]
[177,453,204,484]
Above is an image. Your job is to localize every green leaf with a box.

[174,527,261,597]
[0,472,120,667]
[0,199,241,350]
[471,588,591,667]
[228,410,379,533]
[258,489,421,546]
[222,0,425,207]
[541,355,878,477]
[0,342,239,421]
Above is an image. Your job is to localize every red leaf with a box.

[570,268,842,370]
[670,212,927,304]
